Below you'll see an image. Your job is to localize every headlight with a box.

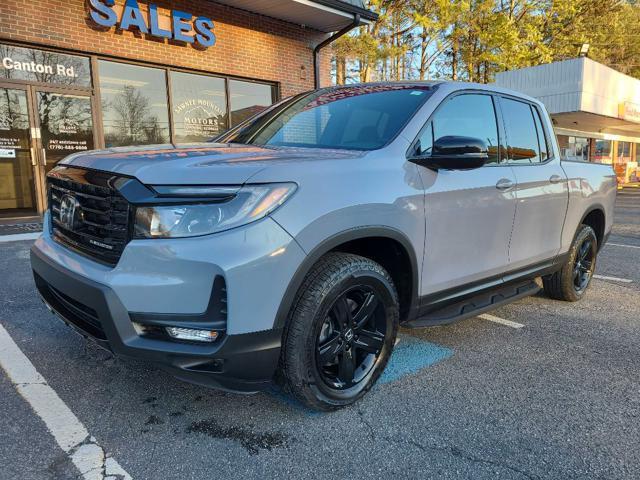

[133,183,297,238]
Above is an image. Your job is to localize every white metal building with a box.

[495,57,640,184]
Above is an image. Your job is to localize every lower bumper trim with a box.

[30,246,282,393]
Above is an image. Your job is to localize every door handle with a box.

[495,178,514,191]
[549,174,563,184]
[41,148,47,166]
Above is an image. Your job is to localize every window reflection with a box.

[0,88,36,216]
[171,71,227,143]
[0,44,91,87]
[501,98,541,164]
[229,80,274,127]
[37,92,94,173]
[426,94,500,164]
[98,60,170,147]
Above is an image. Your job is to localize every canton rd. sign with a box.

[0,44,92,87]
[88,0,216,48]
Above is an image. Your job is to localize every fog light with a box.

[165,327,219,342]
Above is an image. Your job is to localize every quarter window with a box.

[532,107,550,161]
[417,93,500,164]
[501,98,542,164]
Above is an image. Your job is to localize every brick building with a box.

[0,0,375,219]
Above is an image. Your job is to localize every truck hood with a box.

[60,143,365,185]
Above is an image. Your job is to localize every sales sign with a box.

[88,0,216,48]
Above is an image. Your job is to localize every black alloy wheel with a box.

[543,224,598,302]
[573,236,596,293]
[315,285,386,390]
[280,252,399,411]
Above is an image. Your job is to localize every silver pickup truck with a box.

[31,82,617,411]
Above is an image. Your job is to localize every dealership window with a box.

[171,71,227,143]
[98,60,170,147]
[0,44,91,87]
[229,80,275,127]
[559,136,589,162]
[617,141,631,160]
[594,139,612,162]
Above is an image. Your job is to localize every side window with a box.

[532,107,550,161]
[501,98,541,164]
[417,94,500,164]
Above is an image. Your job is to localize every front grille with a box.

[48,167,131,266]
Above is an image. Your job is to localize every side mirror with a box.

[410,135,489,170]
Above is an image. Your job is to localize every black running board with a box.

[405,281,540,328]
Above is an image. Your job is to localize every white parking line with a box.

[478,313,524,329]
[0,323,131,480]
[593,274,633,283]
[0,232,41,243]
[607,242,640,250]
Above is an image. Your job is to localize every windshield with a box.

[218,84,436,151]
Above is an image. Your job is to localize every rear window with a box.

[221,85,435,150]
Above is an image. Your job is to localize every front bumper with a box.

[31,247,282,393]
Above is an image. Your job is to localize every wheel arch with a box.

[578,205,606,250]
[273,227,420,329]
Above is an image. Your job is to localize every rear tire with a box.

[543,224,598,302]
[280,252,399,411]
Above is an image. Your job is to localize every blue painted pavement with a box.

[269,334,452,414]
[379,334,453,384]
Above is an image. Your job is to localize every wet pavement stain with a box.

[145,415,164,425]
[187,418,289,455]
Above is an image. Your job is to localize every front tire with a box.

[543,224,598,302]
[280,252,399,411]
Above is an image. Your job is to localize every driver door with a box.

[414,93,517,296]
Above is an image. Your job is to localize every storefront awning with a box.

[553,111,640,139]
[214,0,378,32]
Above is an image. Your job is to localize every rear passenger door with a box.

[415,93,518,296]
[497,96,569,271]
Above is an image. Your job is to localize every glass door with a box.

[0,86,38,219]
[33,90,95,175]
[29,89,96,212]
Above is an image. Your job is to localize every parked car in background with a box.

[31,82,617,410]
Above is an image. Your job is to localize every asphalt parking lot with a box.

[1,189,639,480]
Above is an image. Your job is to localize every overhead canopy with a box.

[214,0,378,32]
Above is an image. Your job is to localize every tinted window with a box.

[171,71,227,143]
[98,60,170,147]
[229,80,275,127]
[501,98,541,164]
[532,107,549,161]
[223,85,434,150]
[417,94,499,164]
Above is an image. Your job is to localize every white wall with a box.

[495,58,640,118]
